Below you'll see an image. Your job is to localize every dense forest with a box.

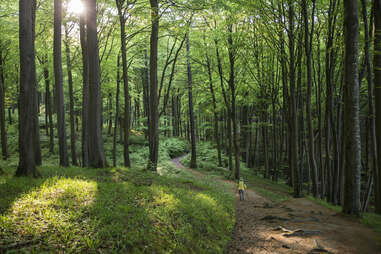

[0,0,381,253]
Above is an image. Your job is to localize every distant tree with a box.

[115,0,131,167]
[0,43,8,160]
[186,33,197,169]
[64,22,78,166]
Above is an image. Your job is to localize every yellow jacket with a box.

[238,181,247,190]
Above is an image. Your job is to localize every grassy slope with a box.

[181,141,381,236]
[0,130,235,253]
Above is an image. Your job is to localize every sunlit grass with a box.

[0,164,234,253]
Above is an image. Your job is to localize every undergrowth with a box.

[0,129,235,253]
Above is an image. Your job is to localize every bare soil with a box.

[171,156,381,254]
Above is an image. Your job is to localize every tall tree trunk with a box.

[86,0,106,168]
[215,41,233,172]
[64,24,78,166]
[374,0,381,214]
[228,24,240,180]
[288,0,302,197]
[42,57,54,153]
[108,93,112,136]
[360,0,378,212]
[143,50,150,139]
[0,45,8,160]
[116,0,131,167]
[54,0,69,166]
[113,55,121,167]
[342,0,361,216]
[16,0,39,176]
[302,0,319,197]
[263,115,270,178]
[80,0,89,167]
[186,34,197,168]
[205,47,222,167]
[148,0,159,171]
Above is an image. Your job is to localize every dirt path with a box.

[171,156,381,254]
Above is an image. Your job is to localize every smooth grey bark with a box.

[86,0,106,168]
[113,55,121,167]
[227,24,240,180]
[115,0,131,167]
[205,45,222,167]
[80,1,89,167]
[41,56,54,153]
[64,24,78,166]
[54,0,69,167]
[186,34,197,169]
[16,0,40,176]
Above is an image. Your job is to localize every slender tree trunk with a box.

[342,0,361,216]
[359,0,377,211]
[42,57,54,153]
[227,25,240,180]
[302,0,319,197]
[108,93,112,136]
[16,0,40,176]
[86,0,106,168]
[64,24,78,166]
[374,0,381,214]
[116,1,131,167]
[0,45,8,160]
[186,34,197,168]
[143,50,150,139]
[54,0,69,167]
[205,48,222,167]
[288,0,302,197]
[113,55,121,167]
[263,115,270,178]
[215,39,233,171]
[80,0,89,167]
[148,0,159,171]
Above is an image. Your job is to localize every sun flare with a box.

[67,0,84,15]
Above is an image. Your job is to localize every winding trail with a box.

[171,156,381,254]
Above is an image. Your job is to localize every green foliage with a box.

[0,163,234,253]
[160,138,189,159]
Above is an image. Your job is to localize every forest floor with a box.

[172,156,381,254]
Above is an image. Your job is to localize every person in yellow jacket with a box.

[238,177,247,201]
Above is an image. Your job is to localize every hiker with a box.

[238,177,247,201]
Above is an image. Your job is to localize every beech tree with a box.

[54,0,69,167]
[342,0,361,215]
[148,0,159,171]
[16,0,40,176]
[86,0,106,167]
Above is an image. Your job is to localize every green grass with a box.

[181,141,381,240]
[0,131,235,253]
[181,142,291,202]
[307,196,381,236]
